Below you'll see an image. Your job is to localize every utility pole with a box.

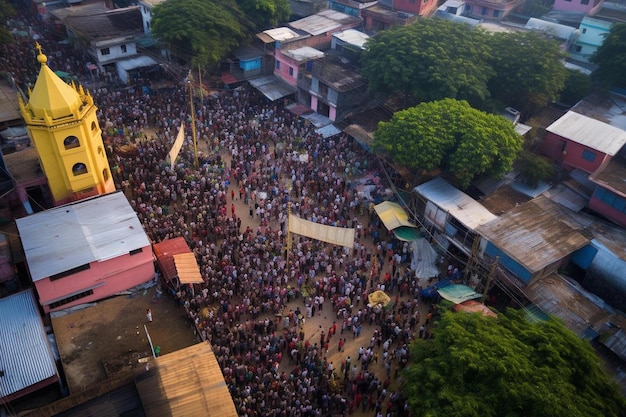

[187,71,199,168]
[481,256,499,304]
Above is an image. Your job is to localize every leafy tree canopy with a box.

[0,0,16,45]
[237,0,290,30]
[152,0,252,69]
[488,31,568,115]
[403,309,626,417]
[361,19,493,106]
[374,99,523,188]
[559,68,592,105]
[591,23,626,89]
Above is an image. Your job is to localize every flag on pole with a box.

[168,122,185,169]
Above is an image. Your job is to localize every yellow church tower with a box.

[18,43,115,206]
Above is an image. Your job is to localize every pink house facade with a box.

[464,0,523,20]
[16,192,154,313]
[274,46,325,86]
[552,0,603,15]
[540,111,626,174]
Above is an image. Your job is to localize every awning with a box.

[153,237,191,282]
[315,124,341,138]
[221,72,239,85]
[116,55,157,71]
[174,252,203,284]
[437,284,482,304]
[249,75,297,101]
[374,201,417,231]
[393,227,422,241]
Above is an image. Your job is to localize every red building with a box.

[540,111,626,174]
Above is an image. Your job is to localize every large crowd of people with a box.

[1,10,444,416]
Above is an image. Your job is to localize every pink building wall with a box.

[394,0,438,16]
[35,245,154,312]
[588,196,626,227]
[274,51,300,86]
[329,106,337,121]
[553,0,603,15]
[310,96,319,113]
[540,132,611,174]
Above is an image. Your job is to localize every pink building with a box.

[553,0,603,15]
[588,159,626,227]
[16,191,154,313]
[274,46,325,86]
[464,0,523,20]
[540,111,626,174]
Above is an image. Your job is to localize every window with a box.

[130,248,143,256]
[575,45,582,52]
[101,48,110,56]
[465,4,471,12]
[72,163,88,175]
[91,121,97,132]
[275,61,280,70]
[63,135,80,150]
[493,9,500,17]
[50,264,91,281]
[121,44,127,53]
[481,7,488,15]
[289,66,294,76]
[582,149,596,162]
[581,0,589,4]
[49,289,94,310]
[103,168,109,181]
[582,28,587,34]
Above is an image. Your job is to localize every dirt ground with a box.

[52,285,199,393]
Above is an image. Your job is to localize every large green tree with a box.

[374,99,523,188]
[488,31,567,115]
[361,19,493,106]
[237,0,290,30]
[591,23,626,89]
[403,309,626,417]
[151,0,252,69]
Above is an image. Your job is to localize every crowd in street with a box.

[0,12,443,416]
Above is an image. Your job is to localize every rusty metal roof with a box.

[136,342,237,417]
[476,196,591,273]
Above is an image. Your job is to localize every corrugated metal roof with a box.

[546,111,626,156]
[257,27,301,43]
[525,18,576,40]
[414,177,497,230]
[0,289,58,400]
[525,274,610,337]
[282,46,325,62]
[248,75,297,101]
[16,192,150,282]
[332,29,370,48]
[153,237,190,281]
[542,183,587,212]
[174,252,203,284]
[136,342,237,417]
[289,10,362,36]
[476,196,591,273]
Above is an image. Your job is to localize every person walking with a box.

[146,308,153,323]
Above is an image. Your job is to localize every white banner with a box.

[168,122,185,169]
[288,214,355,248]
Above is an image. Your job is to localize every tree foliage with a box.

[374,99,523,188]
[516,149,554,187]
[361,19,568,116]
[152,0,252,69]
[559,69,592,105]
[403,309,626,417]
[0,0,15,45]
[361,19,493,106]
[488,31,567,114]
[591,23,626,89]
[237,0,290,30]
